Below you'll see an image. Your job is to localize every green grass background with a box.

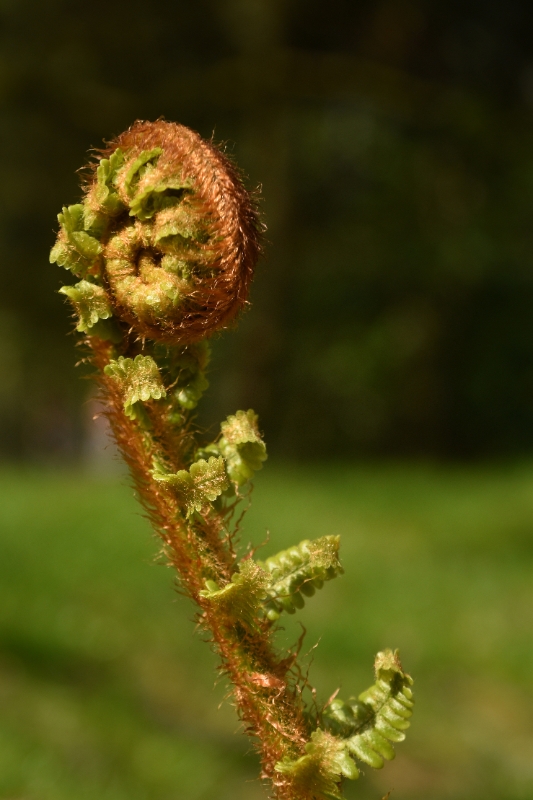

[0,462,531,800]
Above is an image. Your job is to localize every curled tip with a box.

[53,119,262,345]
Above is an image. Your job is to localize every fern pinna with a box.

[50,119,413,800]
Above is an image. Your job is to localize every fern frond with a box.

[124,147,162,199]
[51,120,414,800]
[104,355,166,419]
[59,280,113,332]
[95,148,125,215]
[258,535,343,621]
[322,649,414,771]
[49,203,101,277]
[199,559,269,628]
[59,204,102,266]
[153,456,229,515]
[275,729,357,800]
[170,341,210,410]
[218,409,267,486]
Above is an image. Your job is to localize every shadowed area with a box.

[3,0,533,459]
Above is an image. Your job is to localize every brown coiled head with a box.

[52,120,261,345]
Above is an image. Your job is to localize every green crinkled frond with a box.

[70,230,102,261]
[258,536,343,621]
[153,340,210,411]
[322,649,414,772]
[95,148,125,215]
[49,239,85,275]
[217,409,267,486]
[221,408,262,445]
[59,280,113,332]
[199,559,269,627]
[58,205,102,259]
[172,343,210,410]
[104,355,166,419]
[82,207,108,240]
[50,204,103,277]
[153,456,229,515]
[175,370,209,410]
[275,729,357,800]
[58,203,84,234]
[131,180,192,222]
[124,147,162,197]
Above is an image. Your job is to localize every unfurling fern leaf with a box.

[275,729,358,800]
[276,650,413,799]
[170,342,210,410]
[219,409,267,486]
[50,203,104,276]
[322,649,414,771]
[52,119,414,800]
[197,409,267,487]
[94,147,126,215]
[258,535,343,621]
[153,456,229,516]
[199,559,269,628]
[59,280,113,332]
[149,340,210,426]
[104,354,166,420]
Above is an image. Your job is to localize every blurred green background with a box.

[1,465,531,800]
[0,1,532,799]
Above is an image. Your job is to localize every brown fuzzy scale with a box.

[87,119,261,345]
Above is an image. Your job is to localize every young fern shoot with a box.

[50,119,413,800]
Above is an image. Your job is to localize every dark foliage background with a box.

[3,0,533,459]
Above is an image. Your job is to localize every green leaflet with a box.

[59,280,113,332]
[199,559,269,628]
[124,147,162,198]
[120,145,194,222]
[275,729,357,800]
[131,180,192,222]
[322,649,414,772]
[104,355,166,419]
[82,207,108,241]
[151,340,210,412]
[175,370,209,410]
[280,650,414,797]
[50,203,103,277]
[172,342,210,410]
[217,409,267,486]
[153,456,229,515]
[258,535,343,621]
[95,148,125,215]
[49,238,82,274]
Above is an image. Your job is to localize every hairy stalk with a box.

[51,119,413,800]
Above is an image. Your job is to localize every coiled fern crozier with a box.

[50,120,413,800]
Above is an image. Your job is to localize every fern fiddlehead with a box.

[51,119,413,800]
